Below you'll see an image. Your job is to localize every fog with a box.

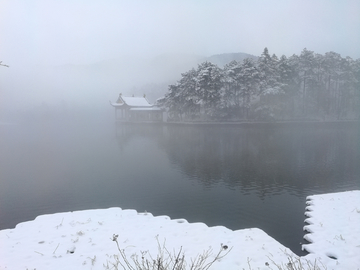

[1,0,360,121]
[0,54,202,121]
[1,1,360,257]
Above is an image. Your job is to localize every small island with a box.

[154,48,359,123]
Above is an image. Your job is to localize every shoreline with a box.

[115,119,360,127]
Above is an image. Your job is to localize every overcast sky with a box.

[1,0,360,66]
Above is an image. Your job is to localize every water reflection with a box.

[134,123,360,196]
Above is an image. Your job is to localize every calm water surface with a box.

[1,119,359,255]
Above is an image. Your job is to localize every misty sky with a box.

[1,0,360,114]
[1,0,360,66]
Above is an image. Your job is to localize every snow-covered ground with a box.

[302,190,360,269]
[0,190,359,270]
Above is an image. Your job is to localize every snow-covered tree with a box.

[298,48,317,115]
[238,58,261,119]
[158,48,359,121]
[160,84,183,120]
[157,68,200,120]
[178,68,200,119]
[223,60,243,116]
[257,48,283,95]
[255,48,286,119]
[195,62,223,117]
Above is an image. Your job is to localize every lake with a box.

[1,118,359,255]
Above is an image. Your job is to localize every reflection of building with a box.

[110,94,163,122]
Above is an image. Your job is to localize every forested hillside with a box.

[157,48,360,121]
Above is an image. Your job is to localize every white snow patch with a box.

[0,208,295,270]
[302,190,360,269]
[121,96,153,107]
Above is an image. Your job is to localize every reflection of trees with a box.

[114,122,360,196]
[162,123,360,195]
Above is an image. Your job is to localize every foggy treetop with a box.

[158,48,360,121]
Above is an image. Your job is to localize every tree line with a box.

[157,48,360,121]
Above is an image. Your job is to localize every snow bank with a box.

[0,208,295,270]
[303,190,360,269]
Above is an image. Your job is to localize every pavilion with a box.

[110,94,163,122]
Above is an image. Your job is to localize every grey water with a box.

[1,118,359,256]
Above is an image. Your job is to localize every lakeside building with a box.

[110,94,163,122]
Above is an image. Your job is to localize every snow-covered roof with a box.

[110,95,154,108]
[121,96,152,107]
[109,102,124,107]
[110,95,155,108]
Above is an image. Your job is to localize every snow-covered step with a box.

[303,190,360,269]
[0,208,296,270]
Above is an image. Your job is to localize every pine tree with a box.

[223,60,243,116]
[196,62,223,117]
[298,48,316,116]
[238,58,261,119]
[257,47,283,95]
[178,68,200,119]
[255,48,284,119]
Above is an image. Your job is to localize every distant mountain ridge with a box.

[145,52,259,81]
[50,51,259,86]
[149,52,259,71]
[43,52,260,104]
[203,52,258,67]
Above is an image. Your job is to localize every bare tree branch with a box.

[0,61,9,67]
